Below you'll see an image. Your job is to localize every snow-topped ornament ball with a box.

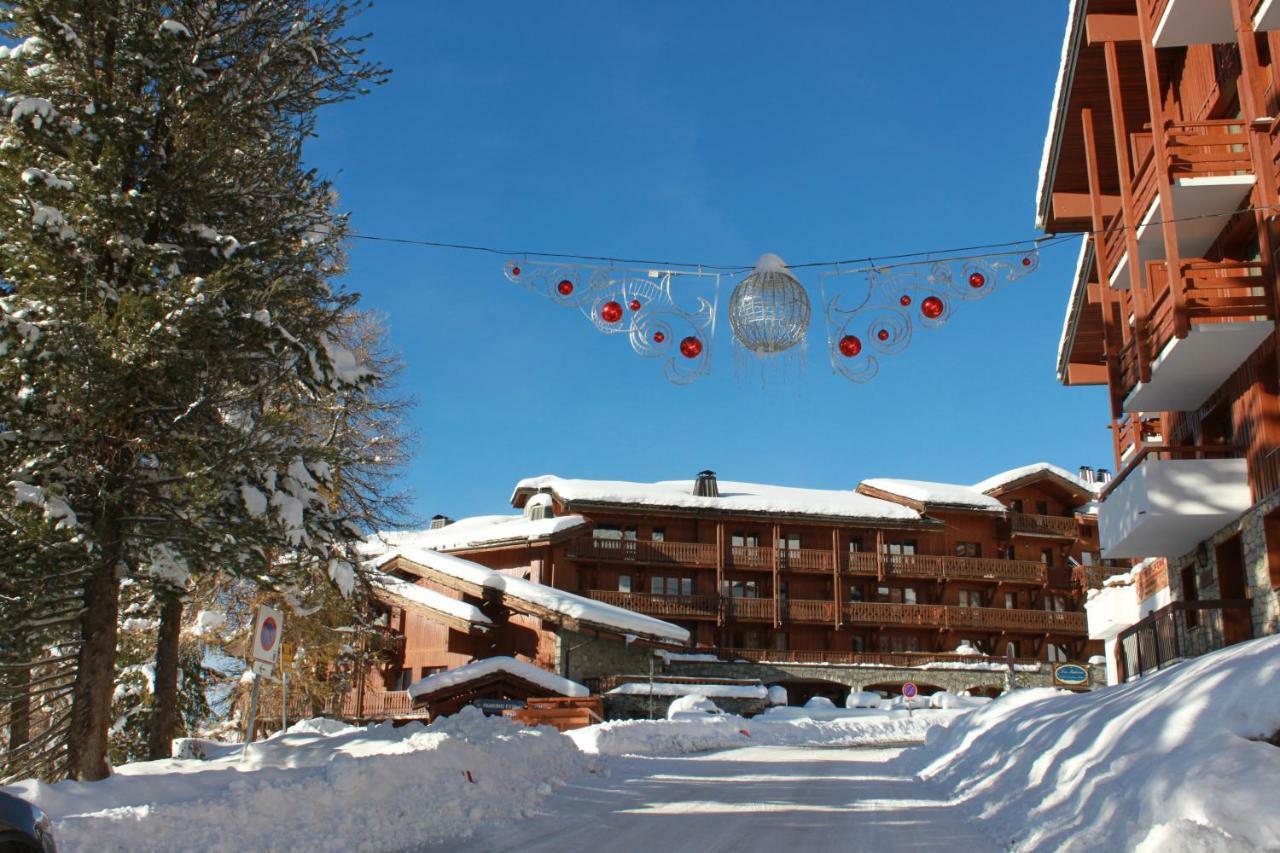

[728,253,810,357]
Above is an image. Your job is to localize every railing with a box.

[777,599,834,624]
[1008,512,1080,538]
[728,545,774,570]
[716,647,1047,668]
[329,690,419,720]
[945,606,1086,633]
[1117,258,1270,395]
[846,552,1048,584]
[778,547,834,573]
[587,590,720,619]
[1110,413,1163,471]
[844,601,946,627]
[567,536,718,567]
[723,596,774,621]
[1143,0,1170,38]
[1099,444,1244,501]
[1116,599,1254,681]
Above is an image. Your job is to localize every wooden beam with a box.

[1065,363,1110,385]
[1085,13,1139,44]
[1052,191,1121,221]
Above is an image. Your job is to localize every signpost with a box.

[243,605,285,744]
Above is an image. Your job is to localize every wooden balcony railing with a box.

[1143,0,1170,38]
[1116,599,1253,681]
[723,596,774,621]
[1110,413,1163,472]
[567,536,718,567]
[329,690,419,720]
[728,545,774,570]
[718,647,1048,669]
[587,590,720,619]
[846,552,1048,584]
[777,599,834,624]
[777,547,834,573]
[945,606,1086,633]
[1008,512,1080,539]
[843,601,947,627]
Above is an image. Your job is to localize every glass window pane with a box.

[650,577,663,595]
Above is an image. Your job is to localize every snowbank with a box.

[666,695,722,719]
[606,682,767,699]
[4,708,590,853]
[569,709,965,756]
[913,635,1280,851]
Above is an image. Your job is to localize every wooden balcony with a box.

[843,601,946,628]
[945,606,1086,634]
[777,547,835,573]
[719,647,1047,669]
[723,596,774,622]
[1008,512,1080,539]
[567,536,718,568]
[586,590,720,620]
[1117,258,1271,412]
[727,545,774,571]
[1146,0,1236,49]
[1110,413,1163,472]
[777,599,834,624]
[846,551,1048,585]
[329,690,422,721]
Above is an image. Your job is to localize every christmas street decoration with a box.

[505,243,1042,385]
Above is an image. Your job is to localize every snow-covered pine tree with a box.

[0,1,389,781]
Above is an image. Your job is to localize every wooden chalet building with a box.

[1043,0,1280,677]
[382,464,1112,674]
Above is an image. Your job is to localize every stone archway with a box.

[768,678,850,707]
[963,684,1003,699]
[862,680,945,697]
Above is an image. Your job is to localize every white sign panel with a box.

[251,605,284,666]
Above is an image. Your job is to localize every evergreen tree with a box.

[0,1,389,781]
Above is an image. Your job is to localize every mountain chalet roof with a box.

[407,656,588,701]
[365,513,588,554]
[857,479,1007,512]
[511,476,923,523]
[367,570,491,632]
[366,545,690,646]
[972,462,1102,499]
[1035,0,1085,231]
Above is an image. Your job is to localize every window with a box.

[848,585,865,602]
[1004,592,1016,609]
[1040,548,1054,567]
[1081,551,1096,566]
[731,532,760,548]
[593,525,621,539]
[851,635,864,652]
[880,540,916,555]
[420,666,445,680]
[848,537,863,552]
[1035,501,1049,515]
[1047,644,1067,663]
[955,542,981,558]
[773,632,789,651]
[650,576,663,595]
[650,576,693,596]
[651,528,665,541]
[1042,595,1066,612]
[721,580,760,598]
[623,526,638,540]
[618,574,632,593]
[958,590,983,608]
[778,533,800,551]
[1010,499,1024,513]
[396,668,413,691]
[903,587,918,605]
[1005,544,1017,560]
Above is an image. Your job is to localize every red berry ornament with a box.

[838,335,862,357]
[557,279,574,296]
[1021,256,1032,267]
[876,329,890,342]
[679,336,703,358]
[629,299,642,311]
[899,295,912,307]
[600,301,624,323]
[968,271,986,289]
[921,296,944,319]
[511,265,521,277]
[653,331,666,344]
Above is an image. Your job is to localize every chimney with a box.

[1096,469,1112,484]
[429,514,453,530]
[1078,466,1096,484]
[693,470,719,498]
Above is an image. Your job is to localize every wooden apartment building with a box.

[1043,0,1280,675]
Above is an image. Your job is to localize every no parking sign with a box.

[902,682,918,700]
[251,605,284,675]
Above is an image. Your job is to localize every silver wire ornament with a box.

[727,253,811,357]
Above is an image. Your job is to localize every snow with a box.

[145,543,189,587]
[654,650,723,664]
[3,709,589,853]
[913,635,1280,851]
[8,480,76,529]
[971,460,1101,497]
[568,709,965,756]
[407,656,587,700]
[367,570,490,626]
[364,513,588,554]
[158,19,192,38]
[189,609,226,638]
[374,545,690,644]
[858,477,1006,511]
[803,695,837,711]
[513,475,922,522]
[666,695,723,719]
[846,691,883,709]
[1055,236,1093,384]
[766,684,788,706]
[606,682,768,700]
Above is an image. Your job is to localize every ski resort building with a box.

[1043,0,1280,679]
[352,463,1119,711]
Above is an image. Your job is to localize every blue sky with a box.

[307,2,1107,524]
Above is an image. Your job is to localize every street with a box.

[440,746,1002,852]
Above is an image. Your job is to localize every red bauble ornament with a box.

[968,271,986,289]
[557,279,574,296]
[600,301,624,323]
[876,329,890,342]
[653,331,666,344]
[921,296,945,319]
[679,336,703,358]
[899,295,912,307]
[1021,256,1032,267]
[838,335,862,357]
[629,299,641,311]
[511,265,521,277]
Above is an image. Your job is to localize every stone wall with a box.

[603,692,768,720]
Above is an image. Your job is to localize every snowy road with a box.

[432,746,1001,852]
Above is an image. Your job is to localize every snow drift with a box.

[4,708,590,853]
[914,634,1280,852]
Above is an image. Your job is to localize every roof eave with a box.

[1036,0,1089,232]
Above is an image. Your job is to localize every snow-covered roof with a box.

[1055,236,1093,383]
[367,570,490,628]
[363,513,588,555]
[512,475,922,523]
[407,656,588,700]
[373,546,690,645]
[972,462,1101,498]
[606,682,768,699]
[1035,0,1086,231]
[858,478,1006,512]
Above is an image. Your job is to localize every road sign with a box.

[251,605,284,667]
[902,682,918,700]
[1053,663,1091,687]
[251,660,275,678]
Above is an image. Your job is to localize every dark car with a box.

[0,791,56,853]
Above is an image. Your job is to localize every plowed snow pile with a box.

[3,706,589,853]
[913,634,1280,852]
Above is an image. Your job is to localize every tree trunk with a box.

[6,664,31,753]
[66,521,123,781]
[146,592,184,760]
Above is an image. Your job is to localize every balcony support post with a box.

[1134,5,1189,340]
[772,523,781,629]
[875,529,884,581]
[715,522,725,627]
[831,528,842,629]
